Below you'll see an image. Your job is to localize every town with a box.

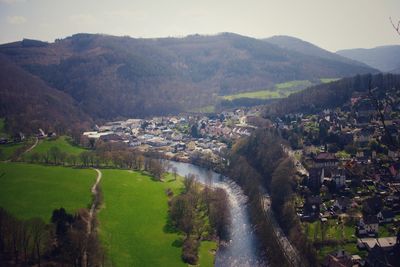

[272,86,400,266]
[82,108,263,165]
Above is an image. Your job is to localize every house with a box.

[357,236,397,251]
[332,168,346,188]
[99,134,124,143]
[313,152,339,168]
[378,210,395,223]
[303,195,321,220]
[308,168,324,192]
[334,196,351,212]
[321,249,357,267]
[364,233,400,267]
[357,215,379,236]
[37,128,46,139]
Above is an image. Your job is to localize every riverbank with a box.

[167,160,266,266]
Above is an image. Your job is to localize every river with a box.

[167,160,265,267]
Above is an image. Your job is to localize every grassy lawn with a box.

[0,142,25,160]
[379,223,397,237]
[320,78,339,83]
[25,136,86,157]
[98,169,216,266]
[305,220,355,241]
[198,241,217,267]
[219,80,313,102]
[221,89,279,100]
[275,80,312,89]
[0,162,95,221]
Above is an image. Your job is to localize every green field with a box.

[98,169,216,266]
[275,80,313,89]
[306,220,355,241]
[26,136,86,157]
[0,142,25,161]
[320,78,339,83]
[221,80,313,101]
[0,162,95,221]
[198,241,217,267]
[221,90,280,100]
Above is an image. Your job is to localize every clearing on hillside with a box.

[25,136,86,157]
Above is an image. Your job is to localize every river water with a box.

[167,161,265,267]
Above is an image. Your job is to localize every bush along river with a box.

[167,160,266,267]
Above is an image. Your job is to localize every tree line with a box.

[229,128,317,266]
[168,174,230,265]
[26,142,170,180]
[0,207,105,267]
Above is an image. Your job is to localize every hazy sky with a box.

[1,0,399,51]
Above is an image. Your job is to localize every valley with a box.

[0,3,400,265]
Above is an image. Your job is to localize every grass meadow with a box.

[26,136,87,156]
[98,169,216,267]
[0,162,95,221]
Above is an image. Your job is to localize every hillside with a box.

[337,45,400,72]
[264,73,400,116]
[0,33,377,120]
[264,35,371,68]
[0,54,91,134]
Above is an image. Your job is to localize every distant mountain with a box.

[264,35,372,68]
[337,45,400,72]
[0,33,377,122]
[0,54,91,134]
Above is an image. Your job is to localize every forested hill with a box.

[0,33,377,120]
[0,54,92,134]
[264,73,400,116]
[264,35,371,68]
[337,45,400,73]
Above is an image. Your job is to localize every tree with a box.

[390,17,400,36]
[49,146,61,164]
[172,167,178,181]
[29,218,48,267]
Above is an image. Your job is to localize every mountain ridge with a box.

[337,45,400,72]
[0,32,378,123]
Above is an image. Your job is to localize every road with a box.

[261,193,303,267]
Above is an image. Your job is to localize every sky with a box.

[0,0,399,51]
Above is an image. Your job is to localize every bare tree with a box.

[390,17,400,36]
[29,218,48,267]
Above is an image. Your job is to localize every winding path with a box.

[83,168,102,266]
[1,137,39,163]
[24,137,39,154]
[88,168,102,234]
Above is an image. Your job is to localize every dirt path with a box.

[24,137,39,154]
[83,168,102,266]
[88,168,102,234]
[1,137,38,163]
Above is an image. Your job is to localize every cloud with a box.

[6,15,27,25]
[69,14,98,25]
